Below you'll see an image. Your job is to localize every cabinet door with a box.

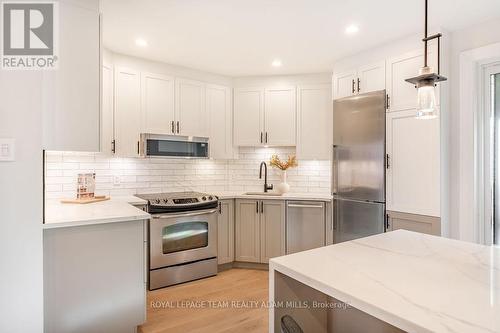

[42,2,100,151]
[114,67,141,157]
[296,84,332,160]
[101,63,114,155]
[260,200,285,263]
[141,72,175,135]
[387,211,441,236]
[332,69,357,100]
[357,61,386,94]
[386,48,439,112]
[207,84,234,159]
[233,88,264,146]
[175,78,207,136]
[264,87,297,146]
[235,200,261,263]
[386,110,440,217]
[217,200,235,265]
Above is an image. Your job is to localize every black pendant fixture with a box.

[405,0,447,119]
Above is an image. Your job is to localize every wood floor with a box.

[138,268,269,333]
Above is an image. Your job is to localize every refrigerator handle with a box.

[331,199,337,231]
[332,145,338,195]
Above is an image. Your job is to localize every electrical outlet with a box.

[113,175,121,186]
[0,138,15,162]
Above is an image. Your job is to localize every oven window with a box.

[162,221,208,254]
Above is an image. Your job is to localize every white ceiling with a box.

[101,0,500,76]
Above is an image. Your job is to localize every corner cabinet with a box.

[217,200,235,265]
[296,84,332,160]
[42,1,100,151]
[233,87,296,146]
[235,199,285,263]
[332,61,385,100]
[207,84,235,159]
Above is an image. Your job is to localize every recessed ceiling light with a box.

[135,38,148,47]
[345,24,359,35]
[272,59,282,67]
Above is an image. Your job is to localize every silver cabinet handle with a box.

[171,121,175,134]
[332,199,337,231]
[287,204,324,209]
[176,121,180,134]
[151,209,217,220]
[260,200,264,214]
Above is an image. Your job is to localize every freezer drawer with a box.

[286,201,326,254]
[333,198,385,243]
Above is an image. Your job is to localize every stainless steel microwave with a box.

[140,134,209,159]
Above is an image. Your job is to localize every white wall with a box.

[0,72,44,331]
[448,18,500,240]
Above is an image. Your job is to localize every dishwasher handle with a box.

[287,204,324,209]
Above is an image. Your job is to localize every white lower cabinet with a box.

[217,200,235,265]
[386,109,440,217]
[235,199,285,263]
[387,211,441,236]
[114,67,141,157]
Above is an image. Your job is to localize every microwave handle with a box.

[151,209,218,220]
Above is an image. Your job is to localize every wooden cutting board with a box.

[60,196,110,204]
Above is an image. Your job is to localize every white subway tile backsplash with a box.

[44,147,331,198]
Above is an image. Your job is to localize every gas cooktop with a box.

[136,191,219,213]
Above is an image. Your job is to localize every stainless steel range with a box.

[136,192,219,290]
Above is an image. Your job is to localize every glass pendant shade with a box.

[416,84,437,119]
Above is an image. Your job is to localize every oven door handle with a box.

[151,209,218,220]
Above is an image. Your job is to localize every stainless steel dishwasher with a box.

[286,201,326,254]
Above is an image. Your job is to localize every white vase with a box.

[276,170,290,194]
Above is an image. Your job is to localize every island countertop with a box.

[44,196,150,229]
[269,230,500,333]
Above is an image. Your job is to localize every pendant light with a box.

[405,0,447,119]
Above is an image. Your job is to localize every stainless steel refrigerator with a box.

[332,90,386,243]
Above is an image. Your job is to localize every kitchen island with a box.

[269,230,500,333]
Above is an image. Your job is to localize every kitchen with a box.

[1,0,500,332]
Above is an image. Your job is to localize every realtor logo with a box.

[1,2,58,69]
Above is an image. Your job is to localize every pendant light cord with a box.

[424,0,428,67]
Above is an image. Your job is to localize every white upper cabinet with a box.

[207,84,234,159]
[101,64,114,155]
[175,79,207,137]
[264,87,296,146]
[42,1,100,151]
[114,67,141,157]
[141,73,175,135]
[386,109,440,217]
[332,69,357,99]
[296,84,332,160]
[333,61,385,100]
[357,61,386,94]
[233,88,265,146]
[386,47,439,112]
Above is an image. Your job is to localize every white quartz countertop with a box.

[214,191,332,201]
[44,196,150,229]
[270,230,500,333]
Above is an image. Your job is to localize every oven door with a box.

[149,208,218,269]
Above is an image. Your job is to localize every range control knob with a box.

[202,196,207,201]
[155,199,161,204]
[163,199,168,203]
[208,196,213,200]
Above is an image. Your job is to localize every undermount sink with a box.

[243,192,283,196]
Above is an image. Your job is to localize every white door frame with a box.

[458,42,500,243]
